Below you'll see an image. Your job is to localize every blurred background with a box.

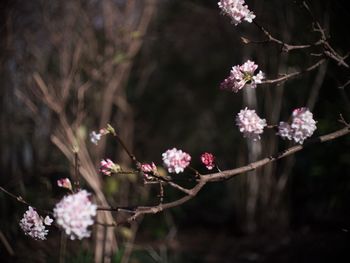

[1,0,350,262]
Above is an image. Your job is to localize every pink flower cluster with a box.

[278,107,317,144]
[19,206,53,240]
[99,159,121,176]
[201,152,215,170]
[236,107,267,141]
[141,162,158,180]
[162,148,191,174]
[218,0,255,25]
[53,190,97,240]
[220,60,264,93]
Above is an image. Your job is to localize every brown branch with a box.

[121,126,350,222]
[0,186,29,206]
[261,59,326,85]
[72,150,81,191]
[203,126,350,182]
[127,179,206,223]
[252,21,322,52]
[33,73,62,113]
[0,186,52,215]
[3,126,348,226]
[301,1,349,68]
[338,79,350,89]
[145,173,193,195]
[252,2,349,69]
[113,132,139,167]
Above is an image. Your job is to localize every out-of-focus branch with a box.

[0,231,14,256]
[33,73,62,113]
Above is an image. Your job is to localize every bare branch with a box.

[245,23,322,52]
[261,59,326,85]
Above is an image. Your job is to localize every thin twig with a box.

[0,186,52,215]
[113,132,140,167]
[159,182,164,204]
[261,59,326,84]
[252,21,322,52]
[338,79,350,89]
[72,150,81,191]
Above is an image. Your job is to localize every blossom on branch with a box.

[278,107,317,144]
[218,0,255,25]
[19,206,53,240]
[162,148,191,174]
[220,60,264,93]
[89,128,108,145]
[53,190,97,240]
[57,178,72,191]
[236,108,267,140]
[200,152,215,170]
[141,162,158,180]
[99,159,121,176]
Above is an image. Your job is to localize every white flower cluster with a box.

[236,107,267,141]
[19,206,53,240]
[278,107,317,144]
[53,190,97,240]
[162,148,191,174]
[220,60,264,93]
[218,0,255,25]
[90,128,108,145]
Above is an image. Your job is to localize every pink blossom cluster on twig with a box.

[162,148,191,174]
[220,60,264,93]
[218,0,255,25]
[53,190,97,240]
[236,107,267,141]
[19,207,53,240]
[278,107,317,144]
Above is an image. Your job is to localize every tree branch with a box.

[261,59,326,85]
[121,126,350,222]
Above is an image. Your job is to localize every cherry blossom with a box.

[220,60,264,93]
[99,159,121,176]
[19,206,52,240]
[162,148,191,174]
[236,108,267,140]
[278,107,317,144]
[141,162,158,180]
[53,190,97,240]
[218,0,255,25]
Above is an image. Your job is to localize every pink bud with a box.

[57,178,72,191]
[200,152,215,170]
[99,159,115,176]
[141,162,158,180]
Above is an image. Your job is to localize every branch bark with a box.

[119,126,350,222]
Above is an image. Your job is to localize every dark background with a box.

[1,0,350,262]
